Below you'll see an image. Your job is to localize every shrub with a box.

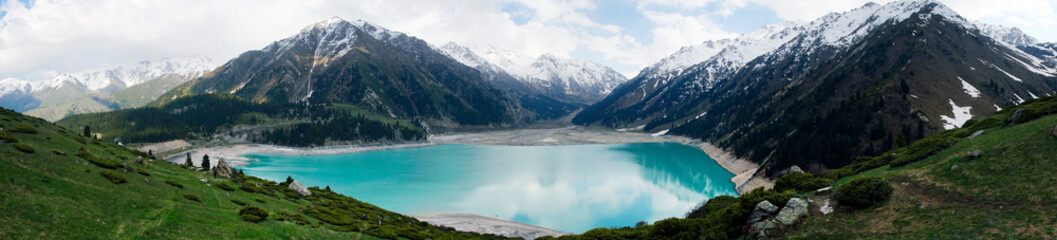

[9,124,38,134]
[13,143,34,153]
[890,137,955,167]
[835,177,894,209]
[76,150,123,169]
[774,172,832,193]
[183,194,202,202]
[100,170,127,184]
[274,210,311,225]
[0,130,17,143]
[216,182,235,191]
[165,180,184,188]
[231,199,248,206]
[134,168,150,176]
[239,206,269,223]
[686,195,738,219]
[255,198,266,203]
[240,183,266,193]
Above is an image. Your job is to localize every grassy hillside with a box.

[548,96,1057,239]
[783,98,1057,238]
[0,107,506,239]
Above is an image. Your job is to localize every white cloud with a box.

[0,0,1053,81]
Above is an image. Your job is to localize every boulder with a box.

[775,198,809,225]
[213,158,234,178]
[288,180,311,196]
[1008,109,1023,125]
[135,156,147,166]
[749,220,779,239]
[967,150,982,159]
[747,200,779,224]
[789,165,804,173]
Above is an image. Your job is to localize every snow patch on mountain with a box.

[958,77,980,98]
[940,99,972,130]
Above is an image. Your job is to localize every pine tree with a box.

[82,126,91,138]
[325,186,331,192]
[185,153,193,166]
[284,176,294,185]
[202,155,211,171]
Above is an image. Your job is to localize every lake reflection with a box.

[241,142,738,233]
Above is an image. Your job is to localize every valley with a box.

[2,0,1057,239]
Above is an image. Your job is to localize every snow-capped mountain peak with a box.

[975,21,1039,47]
[33,56,216,92]
[439,42,627,99]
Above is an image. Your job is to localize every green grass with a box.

[786,108,1057,239]
[0,107,510,239]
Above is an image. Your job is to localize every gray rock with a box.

[950,164,959,171]
[789,165,804,173]
[755,200,779,214]
[288,180,312,196]
[213,158,234,178]
[747,200,779,225]
[967,150,982,159]
[775,198,809,225]
[967,130,984,139]
[749,220,779,239]
[1009,109,1023,125]
[816,186,833,194]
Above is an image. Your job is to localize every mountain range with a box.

[0,57,216,121]
[574,0,1057,175]
[156,17,625,129]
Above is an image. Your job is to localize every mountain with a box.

[438,43,628,104]
[575,0,1057,175]
[159,18,528,128]
[0,57,216,120]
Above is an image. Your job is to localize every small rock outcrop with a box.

[749,220,779,239]
[1008,109,1023,125]
[967,130,984,139]
[288,180,311,196]
[748,200,779,224]
[967,150,982,159]
[213,158,234,178]
[789,165,804,173]
[775,198,809,225]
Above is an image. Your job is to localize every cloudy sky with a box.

[0,0,1055,80]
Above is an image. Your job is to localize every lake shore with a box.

[142,126,773,238]
[415,213,568,240]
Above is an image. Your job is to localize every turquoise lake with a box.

[240,142,738,233]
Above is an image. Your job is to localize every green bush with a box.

[183,194,201,202]
[75,150,123,169]
[239,206,269,223]
[165,180,184,188]
[835,177,894,209]
[231,199,248,206]
[774,172,832,193]
[216,182,235,191]
[0,130,17,143]
[9,124,38,134]
[100,170,127,184]
[240,183,266,193]
[274,210,311,225]
[134,168,150,176]
[255,198,266,203]
[13,142,34,153]
[686,195,737,219]
[890,137,955,167]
